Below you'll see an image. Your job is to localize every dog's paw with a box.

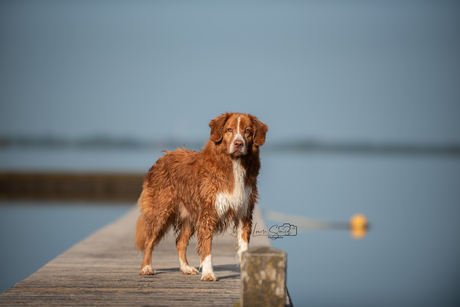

[180,265,199,275]
[201,272,218,281]
[140,265,155,275]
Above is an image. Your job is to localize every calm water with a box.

[0,203,132,293]
[1,149,460,306]
[260,153,460,307]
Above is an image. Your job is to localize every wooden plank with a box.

[0,205,275,306]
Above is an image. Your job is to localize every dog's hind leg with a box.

[140,234,156,275]
[176,222,199,275]
[140,212,174,275]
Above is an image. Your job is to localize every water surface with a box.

[0,203,132,293]
[259,152,460,306]
[1,150,459,306]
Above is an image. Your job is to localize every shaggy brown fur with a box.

[135,112,268,281]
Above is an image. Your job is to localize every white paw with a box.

[201,272,218,281]
[140,265,155,275]
[180,265,199,275]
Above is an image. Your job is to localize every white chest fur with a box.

[215,159,252,218]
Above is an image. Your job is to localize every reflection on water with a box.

[263,210,369,239]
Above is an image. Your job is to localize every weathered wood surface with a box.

[0,205,274,306]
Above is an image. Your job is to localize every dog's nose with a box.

[234,140,243,149]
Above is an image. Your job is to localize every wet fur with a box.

[134,112,268,280]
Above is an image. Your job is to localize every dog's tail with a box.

[135,215,147,251]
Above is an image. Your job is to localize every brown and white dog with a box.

[134,112,268,281]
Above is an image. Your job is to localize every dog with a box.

[134,112,268,281]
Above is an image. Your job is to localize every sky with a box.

[1,0,459,144]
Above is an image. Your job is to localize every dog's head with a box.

[209,113,268,157]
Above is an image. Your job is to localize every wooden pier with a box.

[0,204,287,306]
[0,172,144,202]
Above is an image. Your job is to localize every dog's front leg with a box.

[198,225,218,281]
[237,217,252,263]
[176,222,199,275]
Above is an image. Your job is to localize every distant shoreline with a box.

[1,135,459,157]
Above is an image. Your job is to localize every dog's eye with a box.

[227,128,233,132]
[245,128,251,133]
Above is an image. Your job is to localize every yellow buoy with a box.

[350,214,368,239]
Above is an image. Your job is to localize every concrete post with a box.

[240,246,287,307]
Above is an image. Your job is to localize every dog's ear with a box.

[209,113,230,143]
[252,115,268,146]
